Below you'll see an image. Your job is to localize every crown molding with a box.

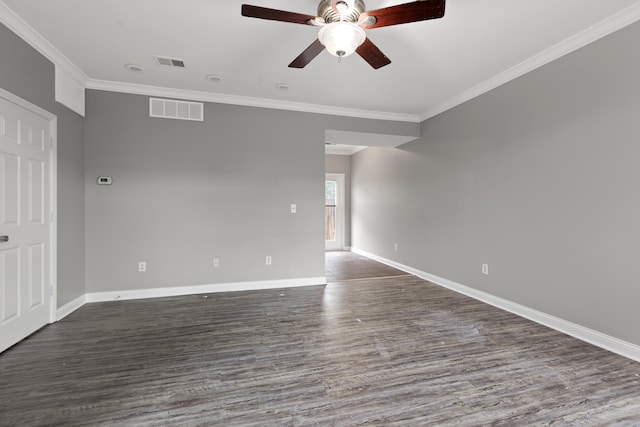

[0,1,90,86]
[86,79,421,122]
[4,0,639,124]
[0,0,412,122]
[419,2,640,121]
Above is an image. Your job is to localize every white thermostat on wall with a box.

[97,176,112,185]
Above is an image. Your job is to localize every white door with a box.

[325,173,345,251]
[0,89,55,353]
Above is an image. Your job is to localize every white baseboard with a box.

[56,294,87,320]
[86,276,326,303]
[351,247,640,363]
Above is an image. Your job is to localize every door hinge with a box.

[50,285,54,296]
[49,211,54,223]
[49,136,54,149]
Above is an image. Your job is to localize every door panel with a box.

[29,159,45,224]
[26,125,46,152]
[1,247,20,323]
[28,242,44,309]
[0,113,20,142]
[1,152,20,225]
[0,93,52,353]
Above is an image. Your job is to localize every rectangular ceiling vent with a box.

[149,98,203,122]
[153,55,185,68]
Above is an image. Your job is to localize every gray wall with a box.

[0,23,86,307]
[325,154,352,248]
[84,90,416,292]
[352,21,640,345]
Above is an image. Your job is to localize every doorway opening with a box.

[325,173,345,251]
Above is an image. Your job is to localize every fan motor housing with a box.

[317,0,366,23]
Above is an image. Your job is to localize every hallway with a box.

[325,251,410,283]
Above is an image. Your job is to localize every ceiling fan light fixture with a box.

[318,21,365,58]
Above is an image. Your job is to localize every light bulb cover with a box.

[318,22,366,58]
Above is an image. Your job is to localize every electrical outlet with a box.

[266,256,272,266]
[482,263,489,275]
[394,243,398,251]
[213,258,219,268]
[291,204,297,214]
[138,261,146,272]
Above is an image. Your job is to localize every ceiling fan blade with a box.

[359,0,446,29]
[356,38,391,69]
[241,4,318,25]
[289,39,326,68]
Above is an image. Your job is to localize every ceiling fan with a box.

[241,0,446,69]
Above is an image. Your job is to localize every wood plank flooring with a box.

[325,251,410,282]
[2,256,640,425]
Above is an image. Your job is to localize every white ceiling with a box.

[2,0,640,125]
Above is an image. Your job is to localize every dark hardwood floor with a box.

[325,251,410,282]
[2,255,640,425]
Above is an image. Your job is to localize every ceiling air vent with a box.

[153,55,185,68]
[149,98,203,122]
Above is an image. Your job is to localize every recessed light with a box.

[124,63,144,73]
[205,74,223,82]
[276,83,290,91]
